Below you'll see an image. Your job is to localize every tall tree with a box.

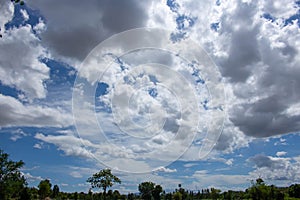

[38,179,52,199]
[87,169,121,200]
[0,149,26,200]
[153,185,163,200]
[138,181,163,200]
[139,182,155,200]
[52,184,60,198]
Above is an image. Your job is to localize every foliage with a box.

[0,149,26,200]
[2,150,300,200]
[38,179,52,199]
[289,184,300,198]
[139,181,155,200]
[52,184,60,198]
[138,181,163,200]
[87,168,121,199]
[173,191,182,200]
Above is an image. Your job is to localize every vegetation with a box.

[138,181,163,200]
[87,168,121,200]
[0,149,26,200]
[1,149,300,199]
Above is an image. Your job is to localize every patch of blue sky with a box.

[94,82,111,113]
[166,0,196,43]
[43,58,76,86]
[284,12,300,27]
[0,81,24,100]
[166,0,180,13]
[262,13,276,22]
[148,74,159,85]
[176,15,195,31]
[210,22,220,32]
[5,3,45,33]
[0,128,75,166]
[33,59,76,106]
[261,6,300,27]
[104,52,130,72]
[148,87,158,98]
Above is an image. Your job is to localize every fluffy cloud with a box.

[0,94,73,128]
[154,166,177,173]
[34,133,94,159]
[0,23,49,99]
[171,0,300,154]
[192,170,249,188]
[0,0,14,31]
[249,154,300,182]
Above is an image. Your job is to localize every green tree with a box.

[38,179,52,199]
[289,184,300,198]
[0,149,26,200]
[87,169,121,200]
[153,185,163,200]
[210,188,221,200]
[173,192,182,200]
[138,181,163,200]
[52,184,60,198]
[138,181,155,200]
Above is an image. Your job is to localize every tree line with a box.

[1,149,300,200]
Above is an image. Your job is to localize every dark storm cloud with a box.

[27,0,150,61]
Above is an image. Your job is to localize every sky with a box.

[0,0,300,194]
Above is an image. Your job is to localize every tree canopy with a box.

[87,168,121,199]
[0,149,26,200]
[138,181,163,200]
[38,179,52,199]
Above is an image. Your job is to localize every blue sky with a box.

[0,0,300,194]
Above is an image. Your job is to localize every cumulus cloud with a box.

[0,94,73,128]
[248,154,300,182]
[171,0,300,153]
[22,172,43,182]
[0,23,49,99]
[0,0,14,31]
[276,151,287,157]
[34,133,94,159]
[154,166,177,173]
[8,129,28,141]
[192,170,249,187]
[26,0,150,62]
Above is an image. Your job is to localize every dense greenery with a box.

[138,181,163,200]
[87,168,121,200]
[0,149,26,200]
[1,149,300,199]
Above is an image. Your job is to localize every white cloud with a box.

[0,94,73,128]
[249,154,300,183]
[33,143,42,149]
[20,9,29,21]
[0,24,50,99]
[5,128,28,141]
[276,151,287,157]
[34,133,94,159]
[22,172,43,182]
[70,171,83,178]
[192,170,250,187]
[0,0,14,31]
[154,166,177,173]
